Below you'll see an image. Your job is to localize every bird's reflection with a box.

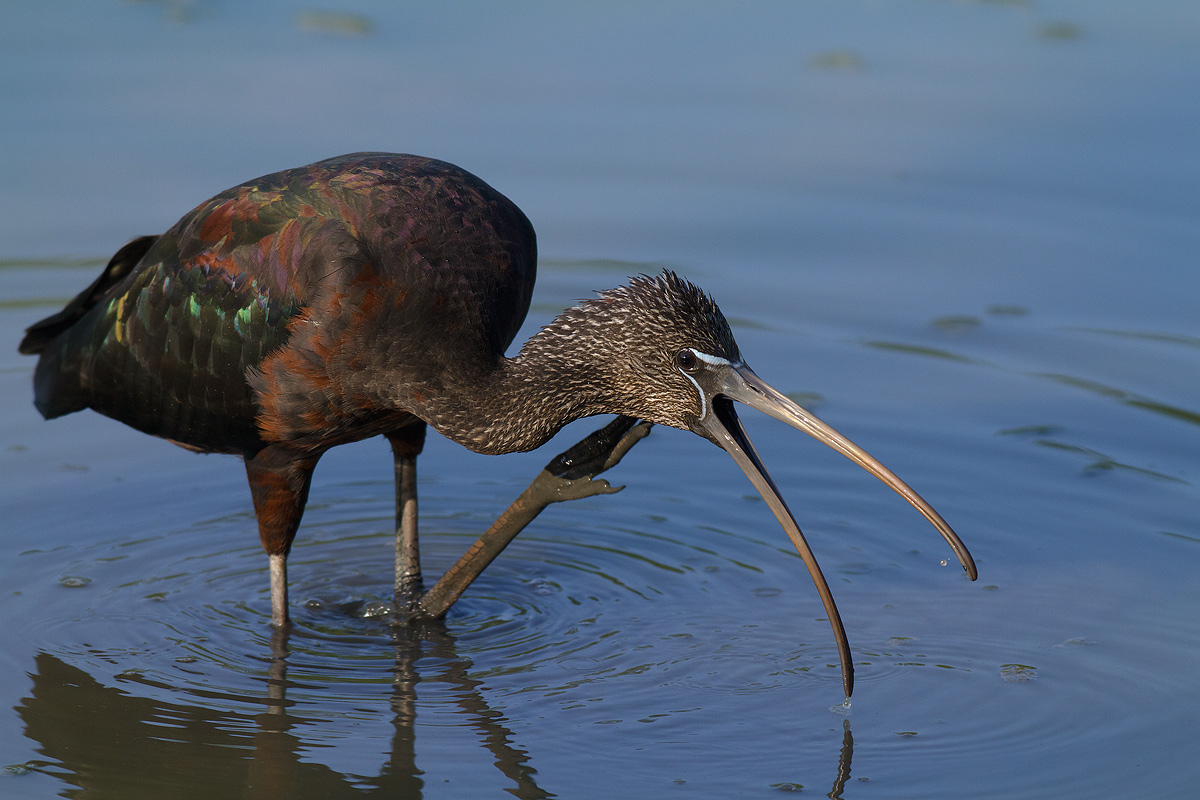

[828,719,854,799]
[250,623,550,798]
[16,625,853,798]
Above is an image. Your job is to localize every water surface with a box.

[2,2,1198,797]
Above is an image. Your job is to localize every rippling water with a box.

[3,2,1199,798]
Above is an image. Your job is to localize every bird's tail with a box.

[19,235,157,419]
[19,235,157,355]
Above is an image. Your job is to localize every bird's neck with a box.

[414,331,615,456]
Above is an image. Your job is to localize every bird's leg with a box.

[387,424,428,611]
[244,447,320,629]
[415,416,652,620]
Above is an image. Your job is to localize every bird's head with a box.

[557,271,743,430]
[540,270,977,698]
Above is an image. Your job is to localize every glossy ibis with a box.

[19,153,975,698]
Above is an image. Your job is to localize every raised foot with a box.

[537,414,652,499]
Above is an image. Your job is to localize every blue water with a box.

[2,2,1198,797]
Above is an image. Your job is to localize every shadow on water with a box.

[15,625,857,798]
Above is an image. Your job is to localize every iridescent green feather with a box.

[32,249,299,455]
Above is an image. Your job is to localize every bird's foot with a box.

[534,415,653,502]
[392,573,426,619]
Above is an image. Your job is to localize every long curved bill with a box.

[690,361,977,699]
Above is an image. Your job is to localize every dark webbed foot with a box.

[409,416,652,620]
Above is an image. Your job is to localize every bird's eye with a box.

[676,349,700,373]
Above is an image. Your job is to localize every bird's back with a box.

[21,153,537,456]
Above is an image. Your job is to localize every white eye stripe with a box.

[680,370,707,420]
[688,349,732,367]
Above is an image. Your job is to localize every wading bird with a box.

[19,153,975,697]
